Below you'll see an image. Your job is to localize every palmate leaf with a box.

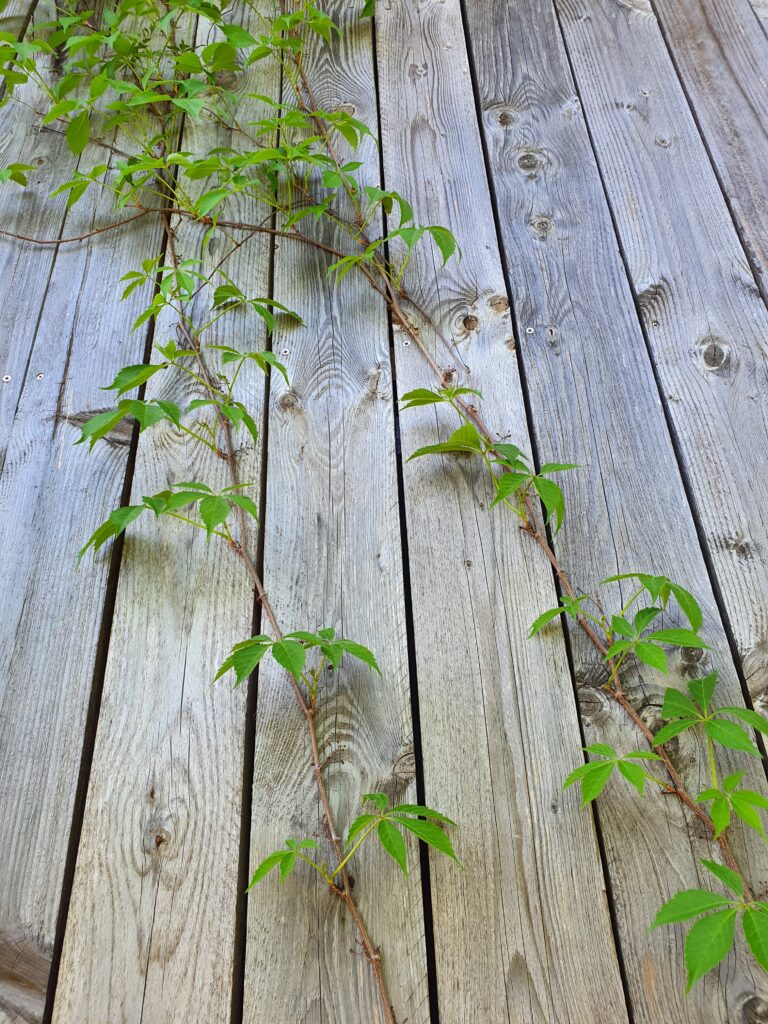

[684,909,737,991]
[377,820,407,875]
[214,638,270,687]
[743,908,768,972]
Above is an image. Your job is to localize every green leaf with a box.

[563,760,615,806]
[705,719,760,757]
[652,718,696,746]
[617,759,646,795]
[647,628,709,650]
[635,642,668,673]
[346,813,377,846]
[408,423,482,461]
[197,188,229,217]
[74,408,126,449]
[661,688,700,720]
[199,495,230,538]
[361,0,376,16]
[709,796,731,838]
[719,706,768,736]
[743,908,768,972]
[584,743,616,757]
[214,638,270,687]
[528,606,564,638]
[378,819,408,875]
[279,850,297,881]
[363,792,389,813]
[491,471,530,508]
[398,818,460,864]
[688,672,718,713]
[104,363,165,397]
[390,804,457,827]
[228,493,260,521]
[730,793,765,835]
[399,388,445,408]
[338,638,381,675]
[684,909,737,991]
[66,110,89,155]
[271,639,306,681]
[651,890,733,927]
[428,225,459,265]
[532,475,565,533]
[701,859,744,897]
[670,583,703,632]
[247,851,286,889]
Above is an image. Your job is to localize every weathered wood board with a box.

[651,0,768,302]
[462,0,768,1019]
[376,1,629,1020]
[553,0,768,704]
[0,31,172,1024]
[242,5,430,1022]
[49,11,268,1023]
[0,0,766,1019]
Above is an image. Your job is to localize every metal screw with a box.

[2,374,10,382]
[281,348,289,355]
[36,373,44,380]
[525,327,534,335]
[403,340,411,347]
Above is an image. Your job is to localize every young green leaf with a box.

[701,859,744,898]
[651,890,733,928]
[743,907,768,972]
[377,819,408,875]
[271,639,306,682]
[684,909,737,991]
[397,817,461,864]
[199,495,230,538]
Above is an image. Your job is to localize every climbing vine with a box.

[1,0,767,1014]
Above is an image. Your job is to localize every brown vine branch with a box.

[160,208,398,1024]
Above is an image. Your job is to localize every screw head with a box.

[2,374,10,382]
[36,372,44,380]
[525,327,534,335]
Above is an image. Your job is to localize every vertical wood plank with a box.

[376,1,629,1021]
[650,0,768,299]
[552,0,768,738]
[461,0,768,1019]
[50,10,271,1021]
[0,43,169,1024]
[242,6,430,1023]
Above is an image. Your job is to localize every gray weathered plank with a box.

[242,5,430,1022]
[651,0,768,301]
[377,1,629,1021]
[553,0,768,712]
[50,12,268,1022]
[0,3,81,468]
[0,29,171,1024]
[462,0,768,1019]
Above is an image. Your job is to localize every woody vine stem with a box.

[1,0,767,1016]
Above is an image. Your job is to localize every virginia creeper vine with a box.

[1,0,767,1011]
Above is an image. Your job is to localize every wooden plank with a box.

[242,5,430,1022]
[0,26,172,1024]
[650,0,768,299]
[553,0,768,716]
[461,0,768,1020]
[0,4,81,468]
[49,12,272,1024]
[375,2,629,1021]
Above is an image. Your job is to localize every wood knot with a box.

[498,109,515,127]
[144,824,171,855]
[408,62,428,81]
[698,335,730,373]
[277,389,300,411]
[462,314,479,331]
[654,134,671,148]
[530,214,554,240]
[518,148,548,178]
[489,294,509,314]
[393,748,416,781]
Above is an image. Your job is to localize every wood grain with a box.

[242,5,429,1022]
[462,0,768,1019]
[50,11,269,1022]
[376,1,629,1021]
[0,23,171,1024]
[650,0,768,303]
[554,0,768,724]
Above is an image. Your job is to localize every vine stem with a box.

[160,210,398,1024]
[384,283,751,898]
